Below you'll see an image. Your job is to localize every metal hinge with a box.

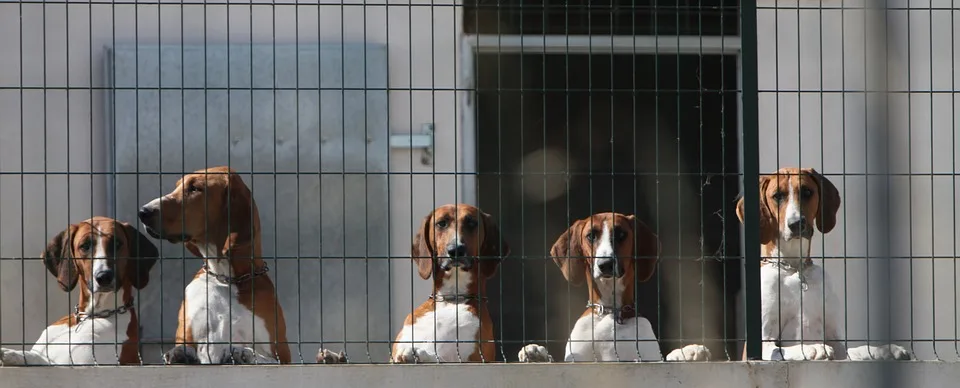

[390,123,434,165]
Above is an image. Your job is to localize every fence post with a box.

[739,0,763,361]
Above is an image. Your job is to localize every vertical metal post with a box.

[739,0,763,361]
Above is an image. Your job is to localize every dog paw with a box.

[222,347,260,365]
[777,343,834,361]
[518,344,553,363]
[317,348,347,364]
[392,347,435,364]
[163,345,200,365]
[846,344,913,361]
[665,344,712,362]
[0,349,25,366]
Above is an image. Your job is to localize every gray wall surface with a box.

[109,43,392,362]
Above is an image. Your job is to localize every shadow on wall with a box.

[475,53,742,361]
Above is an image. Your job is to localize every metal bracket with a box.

[390,123,434,165]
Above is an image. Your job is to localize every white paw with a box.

[518,344,553,363]
[665,344,712,362]
[392,347,433,364]
[778,343,834,361]
[846,344,912,361]
[0,349,25,366]
[224,347,258,364]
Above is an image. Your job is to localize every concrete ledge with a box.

[1,361,956,388]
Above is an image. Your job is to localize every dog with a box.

[519,212,711,362]
[392,204,509,363]
[737,167,911,361]
[0,217,158,365]
[139,166,343,364]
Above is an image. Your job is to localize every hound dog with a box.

[520,212,711,362]
[392,204,509,363]
[736,167,911,361]
[0,217,159,366]
[139,166,344,364]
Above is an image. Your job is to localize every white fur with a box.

[0,291,132,366]
[90,236,111,294]
[592,224,615,278]
[184,247,277,364]
[394,269,482,363]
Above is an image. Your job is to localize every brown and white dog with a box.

[391,204,509,363]
[139,166,341,364]
[520,212,710,362]
[737,167,911,361]
[0,217,158,366]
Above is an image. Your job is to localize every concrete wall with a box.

[2,362,959,388]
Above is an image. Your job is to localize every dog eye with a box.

[436,220,449,229]
[615,230,627,241]
[772,191,786,203]
[586,232,597,243]
[79,240,92,252]
[186,184,202,193]
[800,187,813,199]
[463,218,478,229]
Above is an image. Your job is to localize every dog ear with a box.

[478,211,510,280]
[805,168,841,234]
[626,215,659,283]
[42,225,79,292]
[551,219,587,286]
[736,175,778,245]
[411,211,436,280]
[223,171,259,255]
[121,221,160,289]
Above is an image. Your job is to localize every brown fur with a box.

[151,166,291,364]
[550,212,660,317]
[393,204,509,362]
[41,216,159,365]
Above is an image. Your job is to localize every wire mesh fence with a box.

[0,0,953,371]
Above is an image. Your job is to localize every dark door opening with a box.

[474,53,742,360]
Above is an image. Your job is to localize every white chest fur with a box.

[395,301,481,362]
[565,312,662,362]
[30,313,132,365]
[760,262,836,346]
[185,272,272,363]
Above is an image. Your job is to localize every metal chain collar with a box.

[203,263,270,285]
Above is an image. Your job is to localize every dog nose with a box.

[95,270,115,286]
[447,244,467,258]
[597,258,616,275]
[788,217,807,234]
[138,206,156,222]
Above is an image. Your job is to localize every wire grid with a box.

[0,0,948,373]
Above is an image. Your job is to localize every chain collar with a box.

[586,302,636,325]
[430,294,484,304]
[764,258,809,291]
[203,263,270,285]
[74,301,134,331]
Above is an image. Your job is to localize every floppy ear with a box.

[121,221,160,289]
[550,219,587,286]
[805,168,841,234]
[223,171,258,254]
[736,175,778,245]
[626,215,659,283]
[411,212,436,280]
[479,211,510,280]
[42,225,79,292]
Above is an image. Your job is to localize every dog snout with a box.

[596,258,620,278]
[138,206,157,224]
[787,216,808,236]
[447,244,467,259]
[94,270,115,287]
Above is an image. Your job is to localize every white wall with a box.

[0,0,466,347]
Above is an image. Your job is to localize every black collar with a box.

[203,263,270,285]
